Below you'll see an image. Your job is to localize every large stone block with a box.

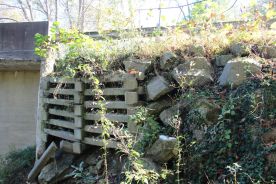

[218,58,261,86]
[146,76,173,101]
[147,96,173,115]
[146,135,177,163]
[171,57,213,88]
[123,58,152,73]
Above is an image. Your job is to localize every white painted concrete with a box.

[0,71,39,155]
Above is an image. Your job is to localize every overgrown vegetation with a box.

[29,1,276,183]
[0,146,35,184]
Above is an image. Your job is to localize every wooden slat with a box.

[43,98,74,106]
[84,88,124,96]
[83,137,118,148]
[84,86,145,96]
[46,119,75,129]
[47,88,76,95]
[48,108,75,118]
[84,101,128,109]
[84,125,124,135]
[44,129,77,141]
[85,113,129,122]
[48,77,77,84]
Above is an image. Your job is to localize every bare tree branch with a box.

[0,17,18,22]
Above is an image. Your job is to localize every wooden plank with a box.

[125,92,138,105]
[44,128,77,142]
[83,137,118,149]
[48,108,75,118]
[84,101,128,109]
[28,142,57,182]
[84,125,125,136]
[43,98,74,106]
[48,77,76,84]
[124,77,138,90]
[84,87,145,96]
[47,88,76,95]
[46,119,75,129]
[74,129,83,140]
[84,88,125,96]
[85,113,129,122]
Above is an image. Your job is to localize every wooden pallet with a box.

[82,71,144,148]
[41,72,145,152]
[42,77,84,154]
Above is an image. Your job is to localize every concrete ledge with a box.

[0,60,41,71]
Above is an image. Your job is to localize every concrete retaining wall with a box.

[0,71,40,155]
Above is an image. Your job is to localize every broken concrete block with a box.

[160,52,178,70]
[146,76,173,101]
[123,58,152,73]
[230,43,250,56]
[188,45,205,56]
[215,54,235,66]
[260,46,276,59]
[125,92,138,105]
[146,135,177,163]
[218,58,261,86]
[171,57,213,88]
[38,154,74,184]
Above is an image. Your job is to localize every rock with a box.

[146,135,178,163]
[160,52,178,70]
[38,154,74,184]
[262,128,276,144]
[215,54,235,66]
[229,43,250,56]
[218,58,261,86]
[260,46,276,59]
[146,76,173,101]
[171,57,213,88]
[138,158,160,172]
[123,58,152,73]
[159,100,190,127]
[147,96,173,115]
[193,99,220,124]
[188,45,205,56]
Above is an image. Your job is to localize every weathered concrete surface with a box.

[0,21,48,60]
[0,71,40,155]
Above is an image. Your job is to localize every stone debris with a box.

[146,76,173,101]
[146,135,177,163]
[147,96,173,115]
[38,154,74,184]
[123,58,152,73]
[218,58,261,86]
[171,57,213,87]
